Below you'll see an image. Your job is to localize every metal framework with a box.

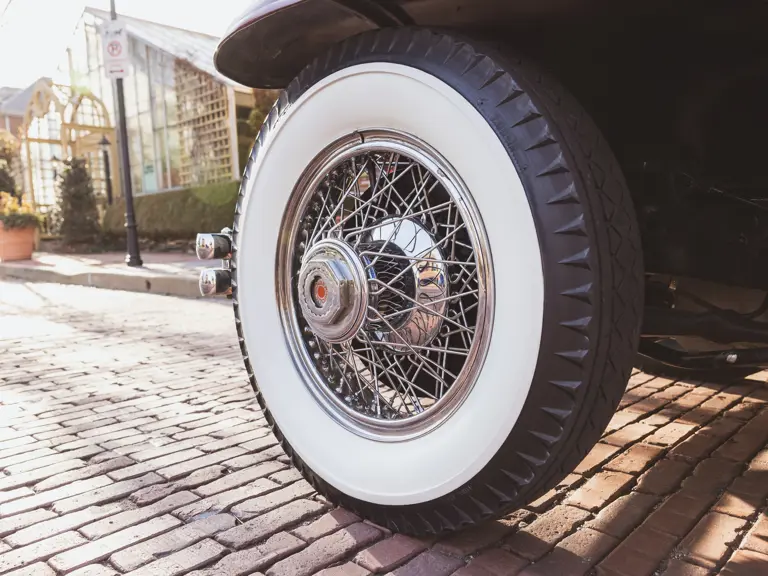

[174,60,234,188]
[19,78,118,214]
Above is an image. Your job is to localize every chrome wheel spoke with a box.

[278,131,493,438]
[366,305,459,382]
[369,279,475,335]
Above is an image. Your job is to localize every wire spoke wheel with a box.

[231,28,643,534]
[277,131,494,441]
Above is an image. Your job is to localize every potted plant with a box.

[0,192,42,262]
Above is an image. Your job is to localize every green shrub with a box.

[103,180,240,240]
[56,157,101,245]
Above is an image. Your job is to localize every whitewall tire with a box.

[231,28,643,535]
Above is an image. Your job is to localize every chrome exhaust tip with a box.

[199,268,232,297]
[196,232,232,260]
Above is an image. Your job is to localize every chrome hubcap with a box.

[361,217,449,351]
[297,219,450,350]
[297,240,368,344]
[278,130,494,441]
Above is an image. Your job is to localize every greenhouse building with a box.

[6,7,255,214]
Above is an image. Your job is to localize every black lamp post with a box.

[99,135,114,206]
[110,0,142,267]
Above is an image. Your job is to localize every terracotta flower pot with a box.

[0,223,36,262]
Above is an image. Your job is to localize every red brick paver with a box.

[1,281,767,575]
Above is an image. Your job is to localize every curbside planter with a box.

[0,223,35,262]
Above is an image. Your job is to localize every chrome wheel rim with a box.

[277,130,494,441]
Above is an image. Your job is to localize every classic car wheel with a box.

[231,28,643,535]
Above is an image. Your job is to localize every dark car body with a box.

[213,0,624,88]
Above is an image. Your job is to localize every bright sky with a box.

[0,0,252,89]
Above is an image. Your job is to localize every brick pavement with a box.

[1,280,768,575]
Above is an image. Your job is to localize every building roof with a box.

[84,7,250,93]
[0,87,22,108]
[0,79,51,118]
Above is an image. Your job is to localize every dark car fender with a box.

[213,0,600,89]
[213,0,411,89]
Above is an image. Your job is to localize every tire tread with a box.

[230,28,643,536]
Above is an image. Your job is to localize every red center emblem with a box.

[315,280,327,302]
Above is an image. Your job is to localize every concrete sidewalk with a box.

[0,252,207,298]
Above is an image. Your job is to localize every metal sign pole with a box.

[110,0,142,267]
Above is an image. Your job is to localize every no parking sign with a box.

[101,19,130,80]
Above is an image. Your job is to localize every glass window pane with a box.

[154,128,168,190]
[92,27,103,69]
[101,75,114,121]
[85,24,98,71]
[167,126,182,188]
[69,23,89,85]
[123,62,138,118]
[149,52,166,131]
[88,69,103,101]
[131,42,150,114]
[126,114,143,194]
[139,112,157,193]
[162,55,175,87]
[164,82,177,126]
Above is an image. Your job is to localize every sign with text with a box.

[101,19,130,80]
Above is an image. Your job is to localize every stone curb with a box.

[0,263,201,298]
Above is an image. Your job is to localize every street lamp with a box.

[110,0,142,267]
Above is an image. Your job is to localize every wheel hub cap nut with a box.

[298,241,366,343]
